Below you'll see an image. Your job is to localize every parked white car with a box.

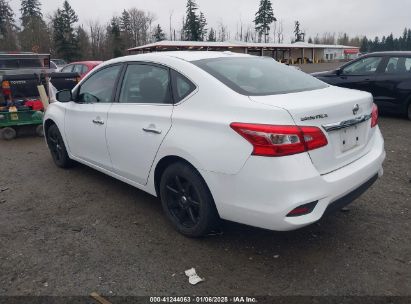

[44,51,385,237]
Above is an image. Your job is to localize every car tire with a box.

[36,125,44,137]
[407,102,411,121]
[47,124,74,168]
[159,162,220,237]
[2,127,17,140]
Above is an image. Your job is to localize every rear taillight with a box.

[230,123,328,157]
[371,103,378,128]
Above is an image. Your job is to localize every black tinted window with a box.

[0,58,43,69]
[78,65,121,103]
[194,57,327,96]
[384,57,411,73]
[342,57,383,75]
[119,64,172,104]
[172,71,196,102]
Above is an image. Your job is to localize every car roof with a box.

[116,51,251,64]
[68,61,103,65]
[364,51,411,57]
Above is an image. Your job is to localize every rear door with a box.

[373,56,411,112]
[106,62,175,185]
[65,64,122,170]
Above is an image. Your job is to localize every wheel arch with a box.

[154,155,195,197]
[44,118,56,136]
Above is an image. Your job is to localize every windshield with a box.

[193,56,328,96]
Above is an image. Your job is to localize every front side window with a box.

[384,57,411,73]
[119,64,172,104]
[77,65,121,103]
[194,57,327,96]
[342,57,383,75]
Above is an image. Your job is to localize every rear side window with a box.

[81,65,89,74]
[73,65,83,73]
[193,57,327,96]
[61,65,73,73]
[77,65,121,103]
[172,70,196,102]
[384,57,411,73]
[119,64,172,104]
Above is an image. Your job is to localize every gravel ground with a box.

[0,117,410,298]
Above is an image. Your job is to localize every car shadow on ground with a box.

[68,161,356,256]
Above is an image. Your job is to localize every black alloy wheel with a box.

[160,162,219,237]
[47,124,73,168]
[165,174,201,229]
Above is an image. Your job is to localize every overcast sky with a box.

[9,0,411,42]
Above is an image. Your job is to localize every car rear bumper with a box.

[200,127,386,231]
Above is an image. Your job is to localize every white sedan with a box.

[44,51,385,237]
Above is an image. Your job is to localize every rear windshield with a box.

[0,58,45,69]
[193,57,328,96]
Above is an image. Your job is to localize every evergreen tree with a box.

[183,0,201,41]
[120,9,133,48]
[360,36,369,53]
[0,0,18,50]
[307,37,313,44]
[52,1,79,61]
[20,0,42,26]
[106,17,123,58]
[153,24,165,42]
[19,0,49,52]
[294,21,305,42]
[76,25,90,60]
[207,27,216,42]
[198,12,207,41]
[254,0,276,43]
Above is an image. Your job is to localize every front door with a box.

[337,56,384,96]
[65,64,122,170]
[106,63,174,185]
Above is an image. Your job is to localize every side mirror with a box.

[56,89,72,103]
[336,68,343,76]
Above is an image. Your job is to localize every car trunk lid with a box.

[250,86,375,175]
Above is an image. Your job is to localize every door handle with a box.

[92,119,104,125]
[143,127,162,134]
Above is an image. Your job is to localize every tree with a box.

[360,36,369,53]
[294,21,305,42]
[153,24,165,42]
[120,9,133,48]
[198,12,207,41]
[128,8,155,46]
[76,25,91,60]
[19,0,49,52]
[0,0,18,51]
[52,1,79,61]
[207,27,216,42]
[183,0,203,41]
[20,0,42,25]
[106,17,123,58]
[254,0,276,43]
